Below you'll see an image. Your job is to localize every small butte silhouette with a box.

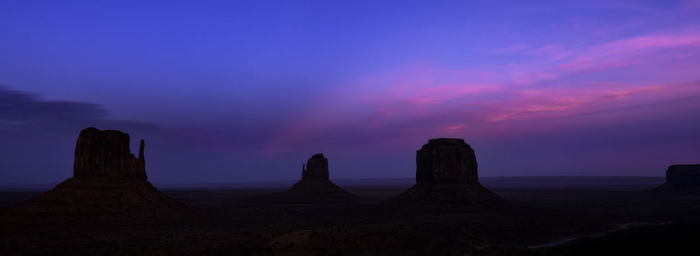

[1,127,189,226]
[252,153,356,203]
[289,154,355,199]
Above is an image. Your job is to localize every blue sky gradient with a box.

[1,0,699,184]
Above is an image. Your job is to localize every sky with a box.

[1,0,700,185]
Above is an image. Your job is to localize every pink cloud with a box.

[556,58,638,73]
[512,72,560,85]
[261,28,700,153]
[487,85,669,122]
[554,32,700,74]
[263,78,700,153]
[400,83,502,106]
[497,31,700,85]
[599,34,700,53]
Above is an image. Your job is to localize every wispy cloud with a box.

[487,84,670,122]
[263,26,700,152]
[602,0,662,13]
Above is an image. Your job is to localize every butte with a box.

[1,127,190,226]
[253,154,355,203]
[393,138,503,204]
[654,164,700,194]
[288,154,352,196]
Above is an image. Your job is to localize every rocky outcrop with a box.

[73,127,146,179]
[394,138,503,204]
[302,154,330,180]
[284,154,355,202]
[1,127,189,226]
[654,164,700,194]
[416,138,479,185]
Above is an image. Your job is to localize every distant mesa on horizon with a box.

[654,164,700,194]
[393,138,504,205]
[1,127,190,226]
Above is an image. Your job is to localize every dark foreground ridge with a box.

[654,164,700,194]
[394,138,504,204]
[1,127,189,226]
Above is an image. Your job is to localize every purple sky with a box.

[2,0,700,184]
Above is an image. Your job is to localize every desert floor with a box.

[2,176,700,255]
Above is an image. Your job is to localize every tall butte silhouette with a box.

[394,138,503,204]
[1,127,189,226]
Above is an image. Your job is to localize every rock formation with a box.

[394,138,503,204]
[286,154,355,202]
[1,127,189,226]
[301,153,330,180]
[654,164,700,194]
[73,127,146,179]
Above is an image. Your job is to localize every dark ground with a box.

[2,176,700,255]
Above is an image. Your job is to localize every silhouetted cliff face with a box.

[394,138,503,204]
[416,138,478,185]
[73,127,146,179]
[655,165,700,193]
[302,154,329,180]
[666,165,700,186]
[1,128,189,226]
